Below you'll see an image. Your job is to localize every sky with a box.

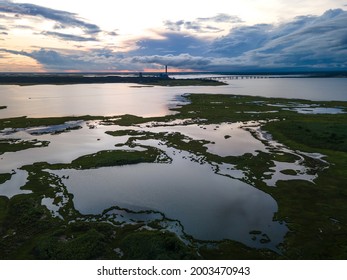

[0,0,347,72]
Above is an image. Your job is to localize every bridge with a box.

[200,75,276,80]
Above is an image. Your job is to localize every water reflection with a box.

[0,169,30,198]
[1,78,347,119]
[1,78,342,251]
[0,84,182,118]
[49,142,287,250]
[0,117,329,250]
[0,122,137,173]
[140,122,267,157]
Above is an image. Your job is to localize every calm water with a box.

[0,77,345,250]
[0,78,346,118]
[0,121,288,249]
[0,120,321,249]
[49,144,287,249]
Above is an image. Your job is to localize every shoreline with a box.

[0,74,226,86]
[1,72,346,86]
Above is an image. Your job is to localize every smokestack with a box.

[165,65,168,74]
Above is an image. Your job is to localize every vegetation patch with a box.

[0,139,50,155]
[0,115,103,131]
[119,231,198,259]
[0,173,12,184]
[0,196,9,222]
[264,117,347,152]
[280,169,297,176]
[48,148,170,170]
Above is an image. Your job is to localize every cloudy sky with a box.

[0,0,346,72]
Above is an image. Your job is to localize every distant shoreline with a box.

[0,72,346,86]
[0,74,226,86]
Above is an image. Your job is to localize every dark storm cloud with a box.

[132,9,347,71]
[131,32,210,56]
[164,20,185,32]
[29,49,73,66]
[42,31,98,42]
[129,53,212,68]
[0,48,23,56]
[164,13,240,33]
[0,48,90,70]
[197,13,243,23]
[0,1,101,34]
[164,19,218,33]
[210,24,273,57]
[0,47,130,71]
[107,31,119,36]
[209,9,347,69]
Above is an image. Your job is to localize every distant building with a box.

[159,65,169,79]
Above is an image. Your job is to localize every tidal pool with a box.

[0,169,30,198]
[49,142,287,250]
[1,111,332,253]
[0,122,138,173]
[0,117,327,251]
[139,122,267,157]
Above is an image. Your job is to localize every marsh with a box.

[0,76,347,259]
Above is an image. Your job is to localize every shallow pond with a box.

[0,119,289,250]
[0,122,138,173]
[140,122,268,157]
[0,115,330,251]
[0,169,30,198]
[48,141,287,250]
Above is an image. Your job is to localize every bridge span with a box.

[201,75,275,80]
